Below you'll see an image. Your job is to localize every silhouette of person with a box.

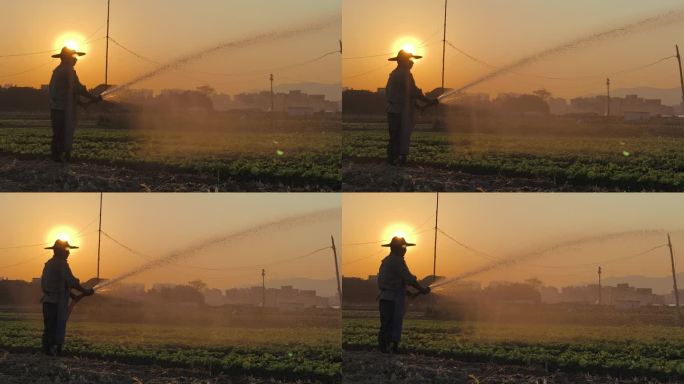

[40,239,94,356]
[49,47,102,163]
[385,50,439,166]
[377,236,430,353]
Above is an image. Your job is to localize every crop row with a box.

[0,127,342,189]
[0,321,341,383]
[342,318,684,380]
[343,130,684,190]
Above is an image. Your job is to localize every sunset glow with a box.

[54,32,87,56]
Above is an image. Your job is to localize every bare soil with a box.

[341,160,611,192]
[0,155,327,192]
[0,350,309,384]
[342,351,669,384]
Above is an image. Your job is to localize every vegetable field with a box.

[0,314,341,383]
[342,315,684,382]
[0,117,341,191]
[342,122,684,192]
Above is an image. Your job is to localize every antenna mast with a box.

[105,0,111,85]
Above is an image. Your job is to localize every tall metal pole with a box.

[597,266,602,305]
[96,192,103,280]
[667,233,681,326]
[433,192,439,280]
[441,0,448,90]
[105,0,111,86]
[331,236,342,304]
[676,45,684,110]
[606,78,610,117]
[270,74,274,112]
[261,269,266,308]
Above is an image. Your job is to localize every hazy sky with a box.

[0,0,340,94]
[0,193,341,291]
[342,193,684,288]
[343,0,684,99]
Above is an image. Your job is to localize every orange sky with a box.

[0,0,340,94]
[343,0,684,100]
[0,193,341,291]
[342,193,684,288]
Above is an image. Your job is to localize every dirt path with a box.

[342,350,666,384]
[0,350,311,384]
[342,160,609,192]
[0,155,328,192]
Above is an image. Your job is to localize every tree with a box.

[188,279,207,292]
[533,89,552,101]
[196,85,216,95]
[524,278,543,290]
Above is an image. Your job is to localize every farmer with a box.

[40,239,94,356]
[385,50,439,166]
[48,47,102,163]
[377,236,430,353]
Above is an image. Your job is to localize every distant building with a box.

[570,94,674,117]
[558,282,663,307]
[233,89,338,113]
[223,285,329,309]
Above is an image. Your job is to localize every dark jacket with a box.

[40,257,80,304]
[377,252,418,301]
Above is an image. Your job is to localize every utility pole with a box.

[432,192,439,281]
[331,236,342,304]
[96,192,103,280]
[676,45,684,111]
[261,269,266,308]
[667,233,682,326]
[441,0,448,90]
[105,0,111,86]
[606,78,610,117]
[597,266,602,305]
[269,74,274,112]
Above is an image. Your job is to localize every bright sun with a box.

[46,226,79,247]
[382,223,416,244]
[54,33,87,57]
[392,36,425,60]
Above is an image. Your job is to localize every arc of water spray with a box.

[439,9,684,102]
[101,13,341,99]
[94,207,340,290]
[430,228,675,289]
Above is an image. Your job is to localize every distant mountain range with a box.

[580,273,684,295]
[239,277,338,298]
[586,86,683,106]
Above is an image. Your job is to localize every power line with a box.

[446,40,677,81]
[0,60,54,79]
[521,244,667,269]
[110,36,340,77]
[437,226,668,270]
[0,229,97,269]
[0,29,106,59]
[101,230,330,271]
[341,226,434,247]
[343,28,443,61]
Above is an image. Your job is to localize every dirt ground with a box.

[342,351,669,384]
[0,155,328,192]
[0,350,314,384]
[342,160,610,192]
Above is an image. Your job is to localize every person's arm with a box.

[65,264,94,296]
[74,72,103,103]
[398,259,431,294]
[409,74,439,106]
